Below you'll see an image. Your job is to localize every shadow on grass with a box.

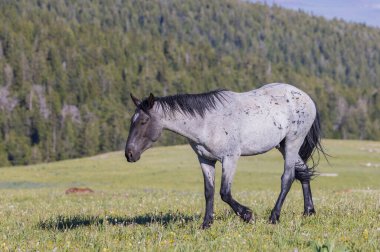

[38,212,199,231]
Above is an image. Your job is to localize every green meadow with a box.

[0,139,379,251]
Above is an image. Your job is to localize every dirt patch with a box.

[65,187,94,194]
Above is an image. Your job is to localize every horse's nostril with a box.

[126,150,133,160]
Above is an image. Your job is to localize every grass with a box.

[0,139,379,251]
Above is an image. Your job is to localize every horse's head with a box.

[125,93,163,162]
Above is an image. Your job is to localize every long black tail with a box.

[297,107,328,181]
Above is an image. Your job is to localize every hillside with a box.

[0,0,380,165]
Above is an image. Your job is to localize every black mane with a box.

[141,89,228,117]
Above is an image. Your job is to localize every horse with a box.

[125,83,326,229]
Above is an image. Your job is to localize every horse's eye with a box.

[141,118,149,125]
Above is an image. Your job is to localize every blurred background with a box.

[0,0,379,166]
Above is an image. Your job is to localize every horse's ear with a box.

[147,93,155,109]
[130,93,141,107]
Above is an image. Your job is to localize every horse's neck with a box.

[160,112,205,143]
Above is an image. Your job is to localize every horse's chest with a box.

[190,143,220,161]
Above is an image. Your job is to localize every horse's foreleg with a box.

[269,155,296,224]
[220,156,253,223]
[198,156,216,229]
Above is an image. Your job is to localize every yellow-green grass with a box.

[0,139,379,251]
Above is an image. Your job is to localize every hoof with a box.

[303,208,316,216]
[201,219,213,229]
[269,211,280,224]
[241,210,253,223]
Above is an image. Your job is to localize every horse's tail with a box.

[297,105,328,181]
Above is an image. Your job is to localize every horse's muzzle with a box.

[125,148,140,162]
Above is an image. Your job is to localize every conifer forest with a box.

[1,0,380,166]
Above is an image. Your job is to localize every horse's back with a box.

[234,83,315,114]
[224,83,316,155]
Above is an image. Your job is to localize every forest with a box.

[0,0,379,166]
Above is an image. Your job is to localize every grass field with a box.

[0,139,379,251]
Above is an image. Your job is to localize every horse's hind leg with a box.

[220,156,253,222]
[277,142,315,216]
[198,156,216,229]
[270,138,307,224]
[295,162,316,215]
[269,157,295,223]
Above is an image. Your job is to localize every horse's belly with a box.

[240,139,279,155]
[239,118,288,156]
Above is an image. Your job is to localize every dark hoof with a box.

[303,208,316,216]
[269,211,280,224]
[201,219,213,229]
[241,210,253,223]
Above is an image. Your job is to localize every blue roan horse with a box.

[125,83,326,229]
